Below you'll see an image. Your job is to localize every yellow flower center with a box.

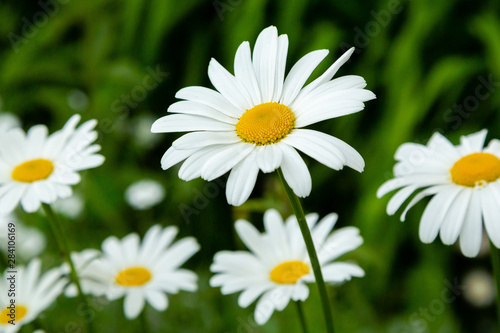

[236,102,295,145]
[450,152,500,187]
[11,159,54,183]
[115,267,152,287]
[0,305,27,324]
[270,260,310,284]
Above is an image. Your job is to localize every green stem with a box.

[295,301,309,333]
[491,242,500,333]
[277,169,335,333]
[42,203,94,333]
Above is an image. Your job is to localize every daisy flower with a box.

[0,114,104,214]
[71,225,200,320]
[124,179,165,210]
[151,26,375,206]
[210,209,364,325]
[0,259,65,333]
[377,130,500,257]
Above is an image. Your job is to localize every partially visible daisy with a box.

[152,26,375,206]
[0,215,46,260]
[0,113,20,132]
[462,269,495,307]
[210,209,364,325]
[0,259,65,333]
[124,179,165,210]
[377,130,500,257]
[0,114,104,214]
[71,225,200,319]
[52,193,85,219]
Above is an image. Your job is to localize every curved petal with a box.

[175,86,242,118]
[226,151,259,206]
[151,114,234,133]
[252,26,279,102]
[279,145,311,197]
[234,41,261,105]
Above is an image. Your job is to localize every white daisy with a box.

[0,114,104,214]
[0,214,46,260]
[0,259,65,333]
[124,179,165,210]
[151,26,375,206]
[210,209,364,325]
[377,130,500,257]
[72,225,200,319]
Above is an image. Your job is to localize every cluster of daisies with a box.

[1,24,499,332]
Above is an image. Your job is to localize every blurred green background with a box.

[1,0,500,331]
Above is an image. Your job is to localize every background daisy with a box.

[377,130,500,257]
[210,209,364,325]
[0,115,104,214]
[152,26,375,206]
[72,225,200,319]
[0,259,65,333]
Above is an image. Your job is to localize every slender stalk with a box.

[295,301,309,333]
[277,169,335,333]
[42,203,94,333]
[491,242,500,333]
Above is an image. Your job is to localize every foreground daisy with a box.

[377,130,500,257]
[0,259,65,333]
[0,114,104,214]
[152,26,375,206]
[210,209,364,325]
[69,225,200,319]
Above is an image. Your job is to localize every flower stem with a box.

[277,169,335,333]
[491,242,500,332]
[41,203,94,333]
[295,301,309,333]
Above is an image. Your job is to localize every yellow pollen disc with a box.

[270,261,310,284]
[0,305,27,324]
[115,267,152,287]
[450,152,500,187]
[236,102,295,145]
[11,159,54,183]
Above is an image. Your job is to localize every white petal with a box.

[175,86,242,118]
[160,146,198,170]
[481,184,500,248]
[283,130,346,171]
[145,289,168,311]
[252,26,279,102]
[168,101,238,124]
[386,185,418,215]
[295,99,365,128]
[459,191,483,257]
[151,114,234,133]
[419,186,461,243]
[172,131,240,150]
[459,129,488,154]
[201,143,254,181]
[439,188,471,245]
[238,284,272,308]
[124,289,145,319]
[297,47,355,98]
[279,145,312,197]
[399,185,450,221]
[271,35,289,102]
[226,152,260,206]
[208,58,253,110]
[280,50,329,106]
[234,42,262,105]
[255,144,283,173]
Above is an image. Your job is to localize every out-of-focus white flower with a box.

[52,193,84,219]
[0,114,104,214]
[68,225,200,320]
[0,259,65,333]
[66,90,89,111]
[131,115,161,148]
[125,179,165,210]
[210,209,364,325]
[462,269,495,307]
[0,112,21,132]
[0,215,46,260]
